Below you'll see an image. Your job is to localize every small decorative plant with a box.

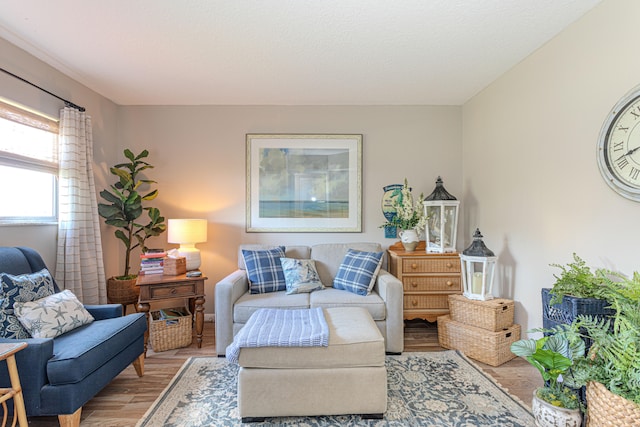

[380,178,427,232]
[548,253,605,305]
[98,149,166,279]
[511,325,585,410]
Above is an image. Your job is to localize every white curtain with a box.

[55,107,106,304]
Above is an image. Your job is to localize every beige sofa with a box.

[215,242,404,354]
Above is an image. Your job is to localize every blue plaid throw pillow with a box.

[333,249,384,296]
[242,246,287,294]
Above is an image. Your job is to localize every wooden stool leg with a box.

[5,355,27,427]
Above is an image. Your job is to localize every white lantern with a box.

[423,176,459,253]
[459,228,497,301]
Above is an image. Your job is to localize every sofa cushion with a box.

[14,290,94,338]
[0,268,56,339]
[242,246,287,294]
[310,287,386,321]
[233,291,310,324]
[280,258,324,295]
[47,313,146,385]
[310,243,383,286]
[333,249,383,296]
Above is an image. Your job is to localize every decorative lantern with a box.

[423,176,460,253]
[459,228,497,301]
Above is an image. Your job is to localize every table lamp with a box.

[167,219,208,271]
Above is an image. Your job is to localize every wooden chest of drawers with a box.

[387,241,462,322]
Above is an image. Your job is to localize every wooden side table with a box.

[387,241,462,322]
[0,342,28,427]
[137,272,207,354]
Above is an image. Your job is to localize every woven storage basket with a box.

[448,294,514,331]
[437,315,520,366]
[150,307,192,352]
[586,381,640,427]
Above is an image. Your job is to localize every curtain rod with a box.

[0,67,85,112]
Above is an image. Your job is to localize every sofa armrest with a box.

[85,304,123,320]
[373,269,404,353]
[0,337,54,412]
[215,270,249,355]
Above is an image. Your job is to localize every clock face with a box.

[598,86,640,201]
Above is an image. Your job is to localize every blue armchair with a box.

[0,247,147,427]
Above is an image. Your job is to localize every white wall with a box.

[118,105,462,314]
[462,0,640,332]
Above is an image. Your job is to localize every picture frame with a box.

[246,134,362,232]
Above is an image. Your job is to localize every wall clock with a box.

[597,85,640,201]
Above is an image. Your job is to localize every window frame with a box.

[0,100,59,225]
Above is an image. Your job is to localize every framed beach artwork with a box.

[246,134,362,232]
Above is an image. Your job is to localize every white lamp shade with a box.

[168,219,207,271]
[168,219,208,244]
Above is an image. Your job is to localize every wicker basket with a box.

[586,381,640,426]
[150,307,192,352]
[437,315,520,366]
[447,294,514,331]
[106,277,139,306]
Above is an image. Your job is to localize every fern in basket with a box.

[549,253,606,305]
[570,270,640,405]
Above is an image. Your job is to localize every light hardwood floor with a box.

[26,319,541,426]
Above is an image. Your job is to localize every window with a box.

[0,100,59,224]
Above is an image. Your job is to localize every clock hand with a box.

[624,146,640,157]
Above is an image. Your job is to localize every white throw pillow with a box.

[14,289,94,338]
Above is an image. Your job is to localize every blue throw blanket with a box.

[226,307,329,363]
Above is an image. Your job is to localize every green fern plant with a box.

[549,253,605,305]
[570,270,640,404]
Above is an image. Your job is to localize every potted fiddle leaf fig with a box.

[98,149,166,306]
[511,325,585,426]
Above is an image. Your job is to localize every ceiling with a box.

[0,0,602,106]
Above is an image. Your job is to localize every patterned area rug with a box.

[136,351,535,426]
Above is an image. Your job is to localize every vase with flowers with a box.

[381,179,427,251]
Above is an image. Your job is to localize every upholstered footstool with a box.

[236,307,387,422]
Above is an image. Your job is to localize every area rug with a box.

[136,350,535,426]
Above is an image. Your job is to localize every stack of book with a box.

[139,249,166,275]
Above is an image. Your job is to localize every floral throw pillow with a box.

[14,289,94,339]
[0,268,56,339]
[280,258,324,295]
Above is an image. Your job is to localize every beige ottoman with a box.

[236,307,387,422]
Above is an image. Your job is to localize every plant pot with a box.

[399,229,419,251]
[106,276,140,307]
[531,388,582,427]
[586,381,640,427]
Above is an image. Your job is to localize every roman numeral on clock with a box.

[614,141,625,152]
[616,155,629,169]
[630,167,640,181]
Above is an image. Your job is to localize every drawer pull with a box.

[411,282,418,288]
[446,262,453,269]
[446,281,453,286]
[170,288,178,294]
[411,263,418,270]
[412,299,418,306]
